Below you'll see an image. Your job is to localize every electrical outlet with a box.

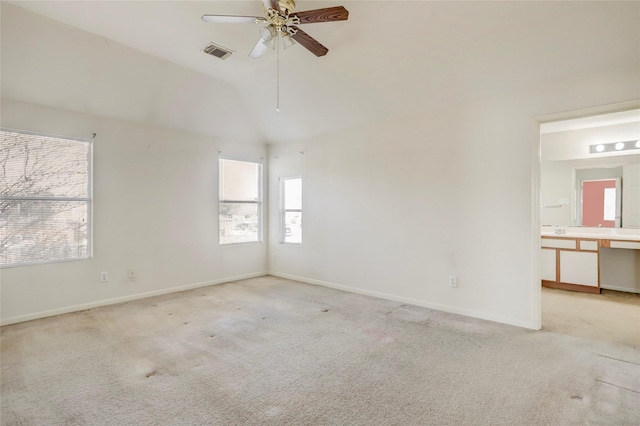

[448,275,458,288]
[100,272,109,282]
[127,268,136,281]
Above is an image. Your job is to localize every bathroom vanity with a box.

[541,227,640,293]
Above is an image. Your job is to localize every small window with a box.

[219,158,262,244]
[1,129,92,267]
[282,177,302,244]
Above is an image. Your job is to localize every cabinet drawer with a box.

[579,240,598,251]
[610,241,640,250]
[542,238,576,249]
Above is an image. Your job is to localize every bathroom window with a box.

[219,158,262,244]
[0,129,93,267]
[281,177,302,244]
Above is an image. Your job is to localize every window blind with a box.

[219,158,261,245]
[0,129,92,267]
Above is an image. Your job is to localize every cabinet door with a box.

[560,251,598,287]
[541,249,557,281]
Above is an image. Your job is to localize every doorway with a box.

[536,104,640,342]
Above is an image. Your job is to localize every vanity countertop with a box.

[541,227,640,241]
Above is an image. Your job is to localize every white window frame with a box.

[281,176,302,244]
[0,128,93,268]
[218,156,263,245]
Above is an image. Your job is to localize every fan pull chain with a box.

[276,30,280,113]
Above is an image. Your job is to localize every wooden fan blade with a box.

[201,15,266,24]
[249,37,270,59]
[290,27,328,57]
[293,6,349,24]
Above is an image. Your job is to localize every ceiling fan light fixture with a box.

[260,26,276,49]
[202,2,348,112]
[263,38,276,49]
[260,26,274,40]
[281,33,296,49]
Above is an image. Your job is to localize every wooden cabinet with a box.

[541,237,600,293]
[542,233,640,293]
[559,251,598,286]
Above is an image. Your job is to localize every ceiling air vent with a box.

[203,42,235,60]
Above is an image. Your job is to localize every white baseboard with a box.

[3,270,538,330]
[270,271,538,330]
[1,271,267,326]
[601,285,639,294]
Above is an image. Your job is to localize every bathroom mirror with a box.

[540,109,640,229]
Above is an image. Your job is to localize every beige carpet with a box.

[542,287,640,348]
[2,276,639,425]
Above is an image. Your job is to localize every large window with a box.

[1,129,92,267]
[282,177,302,244]
[219,158,262,245]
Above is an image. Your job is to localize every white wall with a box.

[268,68,640,330]
[0,99,267,324]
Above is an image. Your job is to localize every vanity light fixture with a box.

[590,140,640,154]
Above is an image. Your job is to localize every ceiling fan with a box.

[201,0,349,58]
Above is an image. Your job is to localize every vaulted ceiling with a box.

[2,1,639,144]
